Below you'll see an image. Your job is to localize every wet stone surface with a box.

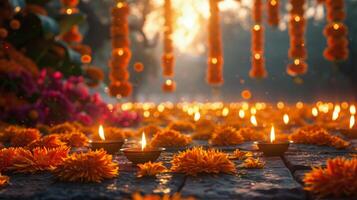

[0,140,354,200]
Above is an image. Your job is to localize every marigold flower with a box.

[304,157,357,198]
[61,26,82,43]
[0,147,17,172]
[54,149,119,182]
[210,126,244,146]
[192,119,215,140]
[50,122,78,134]
[11,147,69,173]
[84,66,104,87]
[242,157,265,169]
[27,135,66,149]
[91,126,126,141]
[151,130,191,148]
[10,128,41,147]
[171,147,236,176]
[230,149,253,160]
[58,131,89,148]
[109,81,132,97]
[168,121,195,132]
[0,173,9,187]
[137,125,162,138]
[137,161,167,178]
[237,127,265,141]
[134,62,144,72]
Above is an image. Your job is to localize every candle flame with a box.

[350,115,355,129]
[194,111,201,122]
[238,109,245,119]
[99,125,105,141]
[222,107,229,117]
[350,105,356,115]
[141,132,147,151]
[312,107,318,117]
[270,125,275,143]
[283,114,289,125]
[250,115,258,127]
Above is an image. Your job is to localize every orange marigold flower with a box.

[58,131,89,148]
[241,157,265,169]
[0,173,9,187]
[210,126,244,146]
[132,193,195,200]
[304,157,357,198]
[54,149,119,183]
[168,121,195,132]
[91,126,126,141]
[171,147,236,176]
[0,147,17,172]
[229,149,253,160]
[11,147,69,173]
[137,125,162,138]
[150,130,191,148]
[237,127,265,141]
[134,62,144,72]
[84,66,104,87]
[192,119,215,140]
[27,135,66,149]
[137,161,167,178]
[0,125,20,143]
[50,122,78,134]
[10,128,41,147]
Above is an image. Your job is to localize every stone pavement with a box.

[0,140,355,200]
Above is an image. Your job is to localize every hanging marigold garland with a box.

[286,0,308,77]
[323,0,349,62]
[108,1,132,97]
[250,0,267,79]
[267,0,280,27]
[161,0,176,92]
[207,0,224,85]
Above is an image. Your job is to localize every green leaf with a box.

[58,13,86,35]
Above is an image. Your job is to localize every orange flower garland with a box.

[304,157,357,198]
[323,0,349,61]
[10,147,69,173]
[267,0,280,27]
[161,0,175,92]
[250,0,267,78]
[171,147,236,176]
[109,1,132,97]
[287,0,308,76]
[54,149,119,182]
[207,0,224,85]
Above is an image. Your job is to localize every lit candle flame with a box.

[270,125,275,143]
[99,125,105,141]
[350,115,355,129]
[194,111,201,122]
[238,109,245,119]
[332,105,340,121]
[222,107,229,117]
[350,105,356,115]
[141,132,146,151]
[283,114,289,125]
[250,115,258,127]
[312,107,318,117]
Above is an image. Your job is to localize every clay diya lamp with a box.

[257,125,290,157]
[121,132,164,164]
[90,125,125,154]
[339,115,357,139]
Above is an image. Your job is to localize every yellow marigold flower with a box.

[132,193,195,200]
[171,147,236,176]
[304,157,357,198]
[289,126,349,149]
[237,127,265,141]
[137,161,167,178]
[10,128,41,147]
[0,173,9,187]
[241,157,265,169]
[150,130,191,148]
[0,147,18,172]
[54,149,119,183]
[210,126,244,146]
[168,121,195,132]
[27,135,66,149]
[230,149,253,160]
[11,146,69,173]
[137,125,162,138]
[57,131,89,147]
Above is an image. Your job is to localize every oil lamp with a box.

[257,125,290,156]
[121,132,165,164]
[90,125,125,154]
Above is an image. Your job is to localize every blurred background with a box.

[79,0,357,103]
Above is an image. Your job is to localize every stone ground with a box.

[0,139,356,200]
